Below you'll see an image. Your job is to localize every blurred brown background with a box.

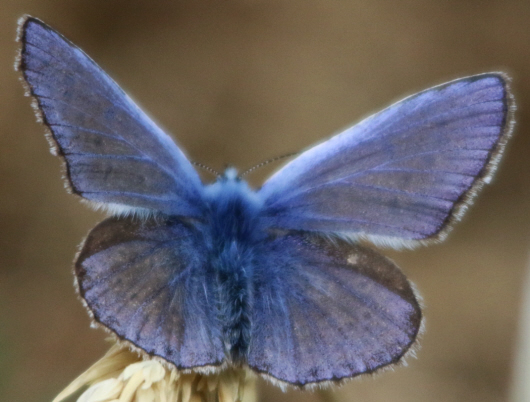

[1,1,529,401]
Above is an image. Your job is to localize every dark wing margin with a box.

[75,216,224,369]
[247,233,422,387]
[16,16,205,218]
[258,74,515,248]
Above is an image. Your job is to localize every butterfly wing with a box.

[76,216,224,368]
[17,17,205,217]
[258,74,514,246]
[248,233,421,385]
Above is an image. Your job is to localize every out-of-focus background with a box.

[1,1,529,401]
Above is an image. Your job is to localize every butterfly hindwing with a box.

[75,216,224,369]
[18,17,205,217]
[248,233,421,385]
[258,74,513,246]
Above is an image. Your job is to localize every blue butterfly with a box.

[17,16,514,387]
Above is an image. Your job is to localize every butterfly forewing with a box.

[76,216,224,369]
[18,17,205,217]
[248,234,421,385]
[258,75,513,245]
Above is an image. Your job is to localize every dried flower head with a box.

[53,343,256,402]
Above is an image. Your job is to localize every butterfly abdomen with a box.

[216,241,253,363]
[205,175,263,363]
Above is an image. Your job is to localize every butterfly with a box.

[17,15,514,387]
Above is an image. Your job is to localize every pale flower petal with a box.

[135,385,156,402]
[121,360,165,389]
[53,345,137,402]
[180,375,193,402]
[118,370,145,402]
[77,378,122,402]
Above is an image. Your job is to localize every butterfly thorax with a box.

[204,168,262,242]
[204,168,263,363]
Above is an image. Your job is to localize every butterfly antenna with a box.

[240,152,299,177]
[191,161,221,178]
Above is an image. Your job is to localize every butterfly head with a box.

[221,167,240,182]
[205,166,253,200]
